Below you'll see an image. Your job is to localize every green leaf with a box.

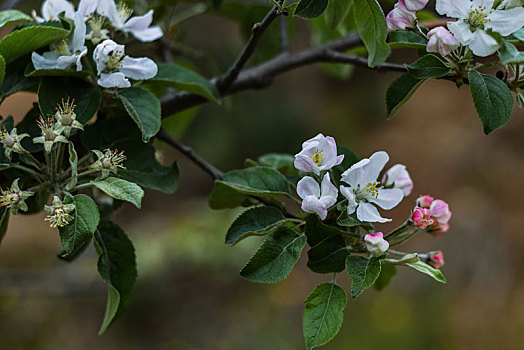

[468,70,513,135]
[388,31,427,49]
[324,0,352,29]
[0,10,32,29]
[151,63,220,102]
[25,64,90,78]
[386,73,424,119]
[118,86,161,142]
[0,54,5,87]
[407,54,450,79]
[406,261,446,283]
[0,56,38,104]
[498,39,524,65]
[294,0,329,19]
[307,235,349,274]
[374,263,396,291]
[208,180,255,209]
[215,166,290,198]
[0,206,10,246]
[305,214,346,247]
[0,25,70,63]
[240,228,306,283]
[92,177,144,209]
[352,0,390,67]
[336,211,364,228]
[38,77,101,125]
[257,153,298,177]
[303,282,346,350]
[345,255,381,298]
[226,206,288,245]
[59,194,100,256]
[95,221,137,334]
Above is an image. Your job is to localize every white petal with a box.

[340,158,370,186]
[128,26,163,42]
[301,133,324,150]
[32,51,60,70]
[369,188,404,210]
[361,151,389,186]
[449,21,475,45]
[122,10,153,31]
[294,154,320,175]
[98,72,131,88]
[340,186,357,214]
[120,56,158,80]
[468,30,499,56]
[56,54,78,69]
[357,202,391,223]
[78,0,99,18]
[75,48,87,71]
[41,0,75,20]
[320,173,338,201]
[435,0,471,18]
[72,12,87,52]
[297,176,320,199]
[471,0,494,8]
[301,196,327,220]
[486,8,524,36]
[97,0,123,27]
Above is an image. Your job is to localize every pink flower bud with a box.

[416,195,433,208]
[382,164,413,196]
[428,223,449,237]
[399,0,429,12]
[429,199,451,225]
[364,232,389,257]
[427,250,444,269]
[411,206,434,229]
[426,26,460,56]
[386,4,417,31]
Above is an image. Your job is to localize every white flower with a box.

[32,12,88,71]
[34,0,98,21]
[436,0,524,57]
[97,0,163,42]
[426,26,461,56]
[364,232,390,257]
[339,151,404,223]
[93,39,158,88]
[297,173,338,220]
[381,163,413,197]
[294,134,344,176]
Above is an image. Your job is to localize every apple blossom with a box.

[297,173,338,220]
[96,0,163,42]
[44,196,75,228]
[91,148,127,178]
[411,206,435,229]
[32,12,88,71]
[340,151,404,223]
[386,3,417,31]
[0,179,34,215]
[436,0,524,56]
[429,199,452,226]
[427,250,445,268]
[427,26,460,56]
[33,115,68,153]
[294,134,344,176]
[416,195,434,208]
[92,39,158,88]
[0,127,29,159]
[382,163,413,196]
[55,97,83,137]
[400,0,429,11]
[364,232,390,257]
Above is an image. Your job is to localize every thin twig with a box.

[279,15,290,52]
[216,6,280,94]
[156,128,223,180]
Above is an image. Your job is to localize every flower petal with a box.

[297,176,320,199]
[361,151,389,186]
[72,12,87,52]
[128,26,163,42]
[32,51,60,70]
[97,0,123,27]
[302,196,327,220]
[294,154,320,175]
[97,72,131,88]
[41,0,75,20]
[435,0,471,18]
[320,173,338,201]
[448,20,474,44]
[340,158,370,186]
[357,202,391,223]
[468,29,499,57]
[122,10,153,31]
[369,188,404,210]
[486,8,524,36]
[120,56,158,80]
[78,0,99,17]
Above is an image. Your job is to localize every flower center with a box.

[88,15,105,36]
[310,149,323,166]
[117,2,133,23]
[364,181,381,199]
[107,49,125,70]
[0,127,16,147]
[52,38,71,55]
[56,97,76,126]
[467,6,492,30]
[102,149,127,169]
[37,116,58,141]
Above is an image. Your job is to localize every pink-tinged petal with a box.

[399,0,429,11]
[120,56,158,80]
[98,72,131,88]
[315,203,328,220]
[427,27,460,56]
[416,195,434,208]
[297,176,320,199]
[365,231,389,256]
[369,188,404,210]
[383,163,413,196]
[486,7,524,36]
[128,26,163,42]
[428,250,445,269]
[294,154,320,175]
[429,199,449,217]
[364,232,384,245]
[334,154,344,166]
[386,4,417,31]
[320,173,338,200]
[468,29,499,57]
[301,196,327,220]
[435,0,471,18]
[357,202,391,223]
[320,136,337,160]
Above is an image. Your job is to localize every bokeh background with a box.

[1,1,524,349]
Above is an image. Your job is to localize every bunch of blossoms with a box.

[31,0,160,88]
[294,133,449,267]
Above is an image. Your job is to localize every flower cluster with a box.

[31,0,160,88]
[411,195,452,236]
[386,0,428,31]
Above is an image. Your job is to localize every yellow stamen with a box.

[310,149,323,166]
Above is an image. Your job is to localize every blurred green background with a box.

[1,1,524,349]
